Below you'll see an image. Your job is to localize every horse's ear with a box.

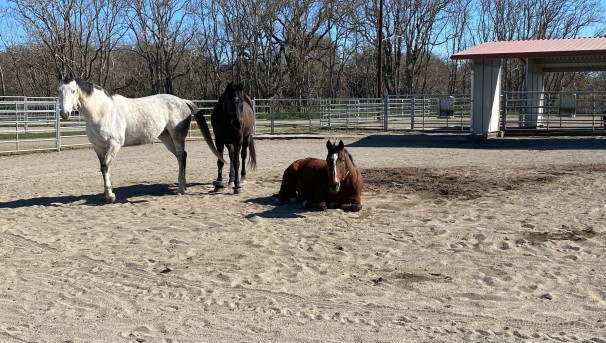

[338,140,344,150]
[326,139,333,150]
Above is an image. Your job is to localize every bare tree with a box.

[7,0,126,83]
[0,0,605,98]
[475,0,602,91]
[269,0,336,98]
[128,0,197,95]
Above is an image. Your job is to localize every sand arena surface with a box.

[1,134,605,342]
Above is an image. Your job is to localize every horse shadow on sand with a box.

[348,133,606,150]
[243,195,308,219]
[0,182,209,209]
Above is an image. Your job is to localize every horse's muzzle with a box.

[60,110,70,120]
[329,181,340,193]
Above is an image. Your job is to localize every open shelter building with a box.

[451,37,606,139]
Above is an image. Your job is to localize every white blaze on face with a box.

[58,81,77,120]
[330,153,339,184]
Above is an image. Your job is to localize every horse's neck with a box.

[343,155,358,181]
[242,94,253,109]
[78,90,111,121]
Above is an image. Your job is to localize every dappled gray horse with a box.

[57,77,223,203]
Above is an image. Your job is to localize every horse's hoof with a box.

[213,181,225,192]
[342,203,362,212]
[234,186,243,194]
[351,203,362,212]
[106,194,116,204]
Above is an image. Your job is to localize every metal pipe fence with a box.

[502,91,606,133]
[1,95,473,155]
[0,97,60,153]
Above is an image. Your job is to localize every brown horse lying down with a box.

[276,140,363,211]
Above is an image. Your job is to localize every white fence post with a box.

[55,98,61,151]
[24,97,29,133]
[252,98,257,136]
[270,98,275,135]
[383,96,389,131]
[411,96,416,130]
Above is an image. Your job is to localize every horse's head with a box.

[57,77,80,120]
[222,82,245,128]
[326,139,351,194]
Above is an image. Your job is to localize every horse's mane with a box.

[345,150,356,167]
[73,78,114,98]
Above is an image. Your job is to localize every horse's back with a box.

[112,94,192,146]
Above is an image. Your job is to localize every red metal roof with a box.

[451,37,606,60]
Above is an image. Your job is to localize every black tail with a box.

[248,136,257,169]
[188,104,225,163]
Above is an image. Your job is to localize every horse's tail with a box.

[187,102,226,164]
[248,136,257,170]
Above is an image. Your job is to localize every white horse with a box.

[57,77,224,203]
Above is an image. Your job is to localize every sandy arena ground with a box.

[1,133,605,342]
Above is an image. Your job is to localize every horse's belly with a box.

[123,135,155,146]
[123,125,163,146]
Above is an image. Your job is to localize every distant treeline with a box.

[0,0,605,99]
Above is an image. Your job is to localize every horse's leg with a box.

[175,118,191,193]
[240,138,249,184]
[94,144,119,204]
[232,143,243,193]
[341,194,363,212]
[225,143,237,188]
[303,199,328,211]
[158,130,187,194]
[214,138,226,191]
[340,202,362,212]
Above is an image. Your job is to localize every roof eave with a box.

[451,50,606,60]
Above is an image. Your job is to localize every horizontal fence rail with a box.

[0,95,473,155]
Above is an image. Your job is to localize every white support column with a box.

[471,59,501,138]
[524,58,544,128]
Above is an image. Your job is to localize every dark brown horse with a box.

[205,82,257,193]
[276,140,363,211]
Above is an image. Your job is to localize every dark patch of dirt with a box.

[371,271,452,286]
[523,226,599,245]
[362,164,606,200]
